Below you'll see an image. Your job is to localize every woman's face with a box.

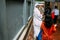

[36,5,40,8]
[39,5,44,12]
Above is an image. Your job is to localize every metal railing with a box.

[17,17,33,40]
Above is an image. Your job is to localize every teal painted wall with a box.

[6,1,23,40]
[0,0,33,40]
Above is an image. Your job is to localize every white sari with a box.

[33,7,43,37]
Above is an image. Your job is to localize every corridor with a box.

[0,0,60,40]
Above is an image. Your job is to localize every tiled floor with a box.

[26,24,34,40]
[53,24,60,40]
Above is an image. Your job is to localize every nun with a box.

[33,3,44,40]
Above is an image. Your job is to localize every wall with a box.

[6,1,23,40]
[0,0,34,40]
[0,0,8,40]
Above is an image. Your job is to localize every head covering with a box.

[35,3,44,7]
